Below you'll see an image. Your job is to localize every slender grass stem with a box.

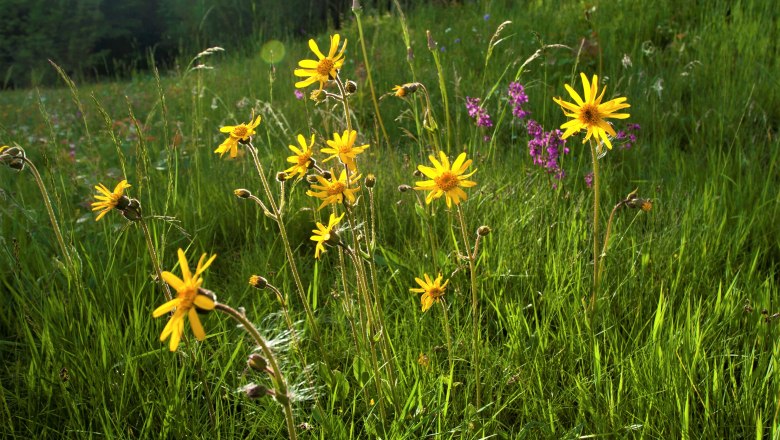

[456,204,480,408]
[439,300,455,428]
[138,217,173,302]
[214,303,297,440]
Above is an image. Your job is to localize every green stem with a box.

[456,205,480,408]
[335,77,353,134]
[215,303,297,440]
[598,201,623,284]
[429,42,452,152]
[138,217,173,302]
[589,139,601,312]
[439,300,455,428]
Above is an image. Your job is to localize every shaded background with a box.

[0,0,431,88]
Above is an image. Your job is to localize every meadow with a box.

[1,0,778,438]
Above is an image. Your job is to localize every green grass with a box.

[1,0,779,438]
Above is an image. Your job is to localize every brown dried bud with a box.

[413,169,424,178]
[276,171,288,182]
[244,383,273,399]
[247,353,268,372]
[305,175,319,184]
[477,226,491,237]
[120,198,142,222]
[364,174,376,188]
[321,170,332,180]
[234,188,252,199]
[249,275,268,289]
[345,80,357,94]
[398,184,412,193]
[426,30,436,51]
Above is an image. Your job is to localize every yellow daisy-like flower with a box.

[215,115,262,158]
[306,169,361,210]
[392,83,418,98]
[321,130,369,172]
[294,34,347,91]
[553,73,631,150]
[310,212,345,259]
[91,180,131,221]
[410,273,449,312]
[284,134,315,180]
[414,151,477,208]
[152,249,217,352]
[0,145,7,153]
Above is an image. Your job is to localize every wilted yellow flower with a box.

[306,169,361,210]
[414,151,477,207]
[321,130,369,172]
[410,273,449,312]
[310,212,344,259]
[392,83,418,98]
[294,34,347,91]
[553,73,631,150]
[153,249,217,351]
[284,134,315,179]
[91,180,131,221]
[215,115,262,158]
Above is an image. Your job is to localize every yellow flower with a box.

[153,249,217,351]
[306,169,361,210]
[553,73,631,150]
[410,273,449,312]
[414,151,477,207]
[392,83,418,98]
[215,115,262,158]
[294,34,347,90]
[284,134,315,179]
[0,145,7,153]
[310,212,344,259]
[91,180,131,221]
[321,130,369,172]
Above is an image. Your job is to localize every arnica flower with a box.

[294,34,347,91]
[284,134,315,180]
[310,212,345,259]
[414,151,477,208]
[306,169,361,210]
[553,73,631,150]
[153,249,217,352]
[410,273,449,312]
[215,115,262,158]
[321,130,369,172]
[91,180,131,221]
[392,83,418,98]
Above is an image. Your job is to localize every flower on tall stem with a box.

[91,180,131,221]
[152,249,217,351]
[284,134,315,180]
[465,97,493,128]
[306,169,361,210]
[310,212,345,259]
[552,73,630,149]
[410,273,449,312]
[215,115,262,158]
[414,151,477,207]
[321,130,369,172]
[294,34,347,91]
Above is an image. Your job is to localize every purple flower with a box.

[526,119,569,186]
[483,14,491,21]
[618,123,641,149]
[584,171,594,188]
[466,97,493,128]
[507,82,530,120]
[294,89,304,100]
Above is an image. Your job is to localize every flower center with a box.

[328,182,346,195]
[428,287,444,298]
[580,104,601,125]
[434,172,459,191]
[232,125,249,138]
[178,286,197,308]
[317,58,335,77]
[297,152,312,166]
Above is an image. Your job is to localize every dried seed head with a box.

[426,30,437,51]
[234,188,252,199]
[276,171,289,182]
[249,275,268,290]
[244,383,273,399]
[413,169,424,178]
[477,225,492,237]
[120,198,142,222]
[247,353,268,372]
[321,170,332,180]
[365,174,376,188]
[305,175,319,184]
[398,184,412,193]
[345,80,357,94]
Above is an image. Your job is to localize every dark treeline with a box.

[0,0,427,89]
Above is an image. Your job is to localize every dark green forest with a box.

[0,0,424,88]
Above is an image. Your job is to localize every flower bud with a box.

[234,188,252,199]
[249,275,268,289]
[321,170,332,180]
[345,80,357,94]
[247,353,268,372]
[276,171,288,182]
[244,383,273,399]
[477,226,491,237]
[120,198,142,222]
[364,174,376,188]
[305,175,319,184]
[413,169,423,178]
[398,184,412,193]
[426,30,436,51]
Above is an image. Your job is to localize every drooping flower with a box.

[91,180,131,221]
[310,212,345,259]
[321,130,369,172]
[215,115,262,158]
[152,249,217,352]
[306,169,361,210]
[414,151,477,208]
[392,83,418,98]
[553,73,631,150]
[294,34,347,91]
[284,134,315,180]
[410,273,449,312]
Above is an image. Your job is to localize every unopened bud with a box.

[413,169,423,178]
[477,226,491,237]
[249,275,268,289]
[365,174,376,188]
[306,175,319,184]
[276,171,288,182]
[426,30,436,51]
[310,89,327,102]
[321,170,333,180]
[244,383,273,399]
[8,159,25,171]
[234,188,252,199]
[345,80,357,94]
[247,353,268,371]
[398,184,412,193]
[120,198,142,222]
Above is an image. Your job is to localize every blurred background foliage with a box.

[0,0,429,88]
